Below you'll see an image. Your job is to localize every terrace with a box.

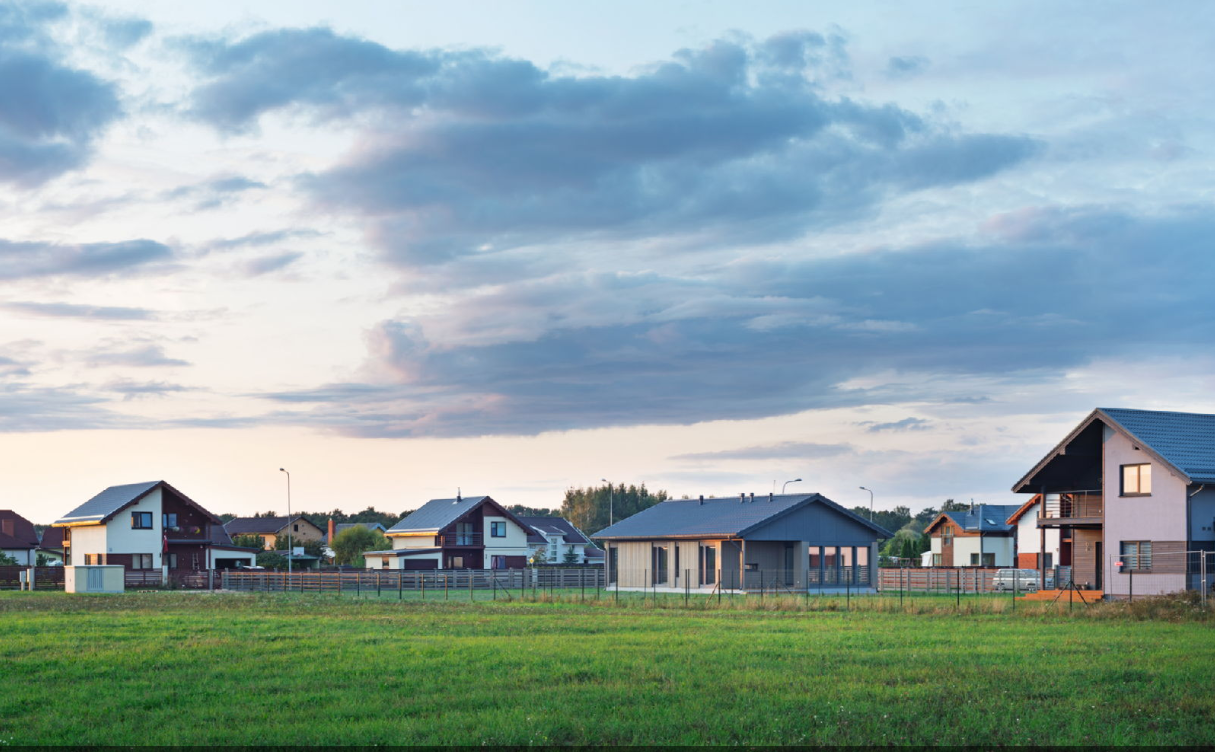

[1037,491,1103,527]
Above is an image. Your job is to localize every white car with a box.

[992,569,1040,592]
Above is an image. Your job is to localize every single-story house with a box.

[594,492,891,591]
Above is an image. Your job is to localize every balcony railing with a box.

[438,532,483,547]
[1041,492,1103,520]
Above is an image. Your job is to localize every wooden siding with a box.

[1073,528,1103,588]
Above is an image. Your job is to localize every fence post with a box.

[1129,568,1133,604]
[899,567,904,609]
[398,571,403,600]
[581,568,585,602]
[444,574,449,601]
[846,574,850,611]
[422,573,426,601]
[469,571,474,602]
[685,569,689,607]
[955,569,960,610]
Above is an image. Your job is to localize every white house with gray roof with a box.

[595,492,891,591]
[365,495,538,570]
[519,516,595,564]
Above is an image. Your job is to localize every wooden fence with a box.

[0,566,65,590]
[223,568,605,595]
[878,567,1005,594]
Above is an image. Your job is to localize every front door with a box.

[1094,541,1103,590]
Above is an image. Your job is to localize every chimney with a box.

[740,493,745,504]
[1,519,11,537]
[327,518,335,543]
[768,492,773,502]
[699,495,704,505]
[456,488,462,503]
[750,492,755,503]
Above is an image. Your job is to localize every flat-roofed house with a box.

[53,481,258,572]
[594,492,891,591]
[1013,407,1215,597]
[923,504,1022,567]
[366,495,537,570]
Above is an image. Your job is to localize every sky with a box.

[3,0,1214,524]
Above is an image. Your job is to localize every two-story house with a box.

[1012,408,1215,597]
[518,516,595,564]
[52,481,258,572]
[0,510,40,565]
[223,515,326,550]
[923,504,1022,567]
[365,495,537,570]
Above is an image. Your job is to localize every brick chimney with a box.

[327,518,335,543]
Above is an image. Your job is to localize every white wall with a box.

[484,515,529,547]
[103,487,164,566]
[951,535,1014,566]
[1015,500,1060,564]
[1,548,35,565]
[67,524,107,565]
[390,534,439,550]
[1103,425,1189,596]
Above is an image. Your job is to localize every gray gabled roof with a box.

[224,516,317,535]
[53,481,163,525]
[937,504,1023,534]
[1100,408,1215,484]
[386,496,491,534]
[594,493,892,540]
[517,516,590,545]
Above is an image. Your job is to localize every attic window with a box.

[1121,464,1151,496]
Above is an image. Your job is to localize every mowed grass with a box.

[2,592,1214,746]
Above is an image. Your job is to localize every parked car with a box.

[992,568,1039,592]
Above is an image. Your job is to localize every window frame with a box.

[490,521,506,538]
[162,513,178,529]
[1121,463,1152,497]
[1120,540,1152,572]
[131,511,153,530]
[165,553,178,569]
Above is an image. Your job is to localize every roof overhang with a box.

[1011,409,1191,492]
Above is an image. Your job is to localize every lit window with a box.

[1121,464,1151,495]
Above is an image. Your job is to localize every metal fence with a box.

[0,566,65,590]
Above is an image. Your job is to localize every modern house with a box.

[594,492,891,591]
[365,495,537,570]
[923,504,1022,567]
[518,516,595,564]
[1005,495,1062,572]
[53,481,259,571]
[37,526,67,563]
[223,515,325,550]
[0,510,40,565]
[1012,407,1215,597]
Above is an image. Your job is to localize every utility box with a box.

[65,565,125,594]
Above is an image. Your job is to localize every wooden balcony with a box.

[1038,492,1103,526]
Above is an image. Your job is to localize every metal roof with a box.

[386,496,491,534]
[1100,408,1215,484]
[0,510,39,548]
[594,493,891,540]
[53,481,163,525]
[517,516,590,545]
[938,504,1023,533]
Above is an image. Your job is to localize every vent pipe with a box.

[456,488,462,503]
[750,492,755,503]
[699,495,704,505]
[768,492,773,502]
[740,493,745,504]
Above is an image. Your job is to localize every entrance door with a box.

[701,545,716,585]
[1094,541,1102,590]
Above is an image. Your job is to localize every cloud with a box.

[205,229,322,253]
[671,441,852,462]
[0,1,124,186]
[241,251,302,277]
[885,55,928,78]
[252,206,1215,438]
[2,301,156,320]
[860,417,930,433]
[84,344,189,368]
[0,382,127,431]
[163,174,267,210]
[180,28,1035,268]
[0,238,172,280]
[101,378,191,400]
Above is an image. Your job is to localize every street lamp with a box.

[600,479,613,526]
[782,478,802,494]
[859,486,874,521]
[280,468,292,575]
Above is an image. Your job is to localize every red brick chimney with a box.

[328,518,335,543]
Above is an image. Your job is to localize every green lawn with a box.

[2,591,1213,746]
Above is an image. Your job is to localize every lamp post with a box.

[859,486,874,521]
[600,479,613,527]
[782,478,802,494]
[280,468,292,575]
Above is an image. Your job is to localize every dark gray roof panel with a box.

[940,504,1023,533]
[386,496,490,534]
[1101,408,1215,483]
[224,517,292,535]
[595,493,891,540]
[54,481,162,524]
[517,516,590,544]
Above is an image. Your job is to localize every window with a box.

[941,526,954,545]
[1120,541,1152,571]
[608,547,618,584]
[932,553,942,566]
[165,553,178,569]
[381,558,389,569]
[84,553,105,565]
[1121,463,1152,496]
[133,554,154,569]
[162,513,177,529]
[652,545,669,584]
[449,556,465,569]
[293,523,299,532]
[491,555,507,569]
[455,522,474,545]
[131,512,152,529]
[490,521,506,538]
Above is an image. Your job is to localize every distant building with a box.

[923,504,1022,567]
[224,515,325,550]
[0,510,40,566]
[366,495,537,570]
[595,492,891,591]
[518,516,595,564]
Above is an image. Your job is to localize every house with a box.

[223,515,325,550]
[518,516,595,564]
[1012,407,1215,596]
[923,504,1022,567]
[365,495,537,570]
[1004,495,1062,573]
[0,510,40,565]
[594,492,891,591]
[322,521,387,544]
[37,525,67,563]
[52,481,259,572]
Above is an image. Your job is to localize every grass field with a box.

[2,592,1214,746]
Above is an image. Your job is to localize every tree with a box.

[561,483,668,535]
[0,552,17,566]
[36,553,53,566]
[273,534,326,558]
[256,551,287,570]
[562,546,579,564]
[505,505,559,518]
[231,534,266,550]
[330,526,391,566]
[853,505,912,536]
[529,546,548,566]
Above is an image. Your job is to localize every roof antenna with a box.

[456,488,462,503]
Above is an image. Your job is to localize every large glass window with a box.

[131,512,152,529]
[162,513,177,529]
[1121,464,1152,495]
[652,545,668,584]
[608,547,618,584]
[701,545,716,584]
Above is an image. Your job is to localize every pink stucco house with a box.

[1012,408,1215,598]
